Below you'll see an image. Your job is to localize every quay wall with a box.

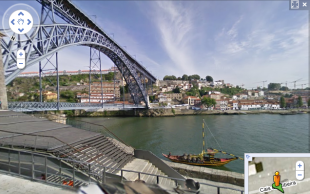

[71,108,310,117]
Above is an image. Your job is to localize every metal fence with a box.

[0,147,92,188]
[0,147,244,193]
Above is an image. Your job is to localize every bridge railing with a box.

[8,102,145,111]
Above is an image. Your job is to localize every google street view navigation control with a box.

[1,4,40,70]
[290,0,310,10]
[245,153,310,194]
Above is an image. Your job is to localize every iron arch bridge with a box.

[1,0,156,110]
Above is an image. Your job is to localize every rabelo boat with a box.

[163,120,243,167]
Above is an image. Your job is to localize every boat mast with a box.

[202,120,205,155]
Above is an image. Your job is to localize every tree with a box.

[268,83,281,90]
[280,86,289,91]
[149,96,155,103]
[186,86,199,96]
[182,74,188,80]
[189,74,200,80]
[163,75,177,80]
[206,76,213,82]
[201,97,216,108]
[172,86,180,93]
[297,96,303,107]
[280,96,286,108]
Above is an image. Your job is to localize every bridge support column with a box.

[0,32,8,110]
[89,47,103,105]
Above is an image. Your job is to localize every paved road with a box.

[248,157,310,194]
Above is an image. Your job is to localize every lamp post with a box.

[0,32,8,110]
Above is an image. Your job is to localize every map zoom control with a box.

[16,49,25,69]
[296,161,304,180]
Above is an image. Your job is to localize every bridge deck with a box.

[0,111,99,150]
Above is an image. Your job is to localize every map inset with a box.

[248,157,310,194]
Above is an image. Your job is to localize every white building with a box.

[258,91,264,96]
[158,93,171,102]
[232,101,238,110]
[80,93,115,103]
[236,94,248,99]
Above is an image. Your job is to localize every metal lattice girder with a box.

[1,24,154,106]
[37,0,155,81]
[8,102,145,111]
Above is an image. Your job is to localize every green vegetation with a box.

[268,83,281,91]
[120,85,128,97]
[186,86,200,96]
[280,86,289,91]
[164,74,202,81]
[201,97,216,107]
[280,96,286,108]
[284,93,293,98]
[172,86,180,93]
[149,95,155,103]
[297,96,303,107]
[163,75,177,80]
[182,74,188,80]
[171,108,175,115]
[188,74,200,80]
[63,110,74,117]
[7,72,116,101]
[206,76,213,82]
[60,90,76,102]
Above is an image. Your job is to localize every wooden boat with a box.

[163,120,243,167]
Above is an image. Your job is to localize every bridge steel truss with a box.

[8,102,145,112]
[1,0,156,109]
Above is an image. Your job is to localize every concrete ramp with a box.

[118,158,175,187]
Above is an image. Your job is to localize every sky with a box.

[0,1,309,89]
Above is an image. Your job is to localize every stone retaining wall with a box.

[163,160,244,187]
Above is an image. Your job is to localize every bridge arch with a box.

[1,24,155,106]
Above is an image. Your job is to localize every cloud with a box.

[227,16,243,40]
[149,1,198,75]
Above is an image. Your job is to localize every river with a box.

[67,114,309,174]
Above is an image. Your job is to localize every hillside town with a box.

[6,69,310,111]
[151,78,309,111]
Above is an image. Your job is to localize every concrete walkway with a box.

[188,177,244,194]
[0,173,76,194]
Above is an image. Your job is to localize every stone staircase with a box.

[50,134,135,177]
[117,158,176,187]
[50,135,179,189]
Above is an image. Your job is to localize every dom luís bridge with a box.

[0,0,156,112]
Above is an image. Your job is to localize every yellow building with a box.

[43,91,57,100]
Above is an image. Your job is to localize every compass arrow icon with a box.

[11,19,15,25]
[18,28,24,32]
[27,19,31,25]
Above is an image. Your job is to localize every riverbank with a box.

[71,108,310,117]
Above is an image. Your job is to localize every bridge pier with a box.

[0,32,8,110]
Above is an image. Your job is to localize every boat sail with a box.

[162,120,243,166]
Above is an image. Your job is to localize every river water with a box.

[68,114,309,174]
